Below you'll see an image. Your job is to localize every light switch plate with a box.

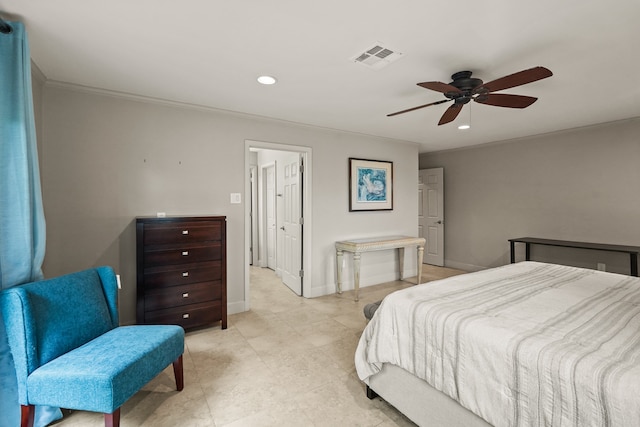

[230,193,242,204]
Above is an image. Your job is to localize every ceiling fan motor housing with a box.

[446,71,484,103]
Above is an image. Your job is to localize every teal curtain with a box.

[0,21,58,427]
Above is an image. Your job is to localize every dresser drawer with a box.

[145,300,223,329]
[144,281,222,312]
[144,222,222,245]
[144,242,222,266]
[144,262,222,289]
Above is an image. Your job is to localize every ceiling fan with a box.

[388,66,553,125]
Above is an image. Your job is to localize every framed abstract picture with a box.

[349,158,393,211]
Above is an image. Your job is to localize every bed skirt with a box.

[368,363,492,427]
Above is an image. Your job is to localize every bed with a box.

[355,261,640,427]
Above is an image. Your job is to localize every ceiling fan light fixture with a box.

[457,103,471,130]
[257,75,277,85]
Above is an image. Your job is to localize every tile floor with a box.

[54,264,466,426]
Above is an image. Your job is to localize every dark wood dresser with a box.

[136,216,227,329]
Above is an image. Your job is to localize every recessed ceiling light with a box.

[257,75,277,85]
[458,124,470,130]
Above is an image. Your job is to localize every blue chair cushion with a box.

[25,325,184,413]
[1,267,119,377]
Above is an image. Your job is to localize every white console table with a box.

[335,236,426,301]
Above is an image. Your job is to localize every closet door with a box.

[419,168,444,266]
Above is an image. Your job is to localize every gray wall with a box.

[39,84,419,324]
[419,118,640,274]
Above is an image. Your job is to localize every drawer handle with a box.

[182,292,189,298]
[182,230,189,235]
[182,313,190,319]
[182,251,189,256]
[182,271,189,277]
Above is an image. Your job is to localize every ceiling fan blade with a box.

[438,103,463,125]
[418,81,462,94]
[387,99,450,117]
[474,93,538,108]
[478,66,552,93]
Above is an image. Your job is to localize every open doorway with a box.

[244,140,313,311]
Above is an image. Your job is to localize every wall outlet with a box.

[597,263,606,271]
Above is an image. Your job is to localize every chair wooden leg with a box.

[173,354,184,391]
[105,408,120,427]
[20,405,35,427]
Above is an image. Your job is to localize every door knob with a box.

[436,220,443,225]
[280,226,285,230]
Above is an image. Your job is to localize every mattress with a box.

[355,261,640,427]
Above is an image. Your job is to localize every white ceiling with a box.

[2,0,639,153]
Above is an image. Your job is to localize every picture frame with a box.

[349,158,393,211]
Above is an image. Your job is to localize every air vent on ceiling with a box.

[351,43,403,70]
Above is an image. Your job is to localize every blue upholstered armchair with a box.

[0,266,185,427]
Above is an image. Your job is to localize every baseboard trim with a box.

[227,301,245,315]
[310,268,419,298]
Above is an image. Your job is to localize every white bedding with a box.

[355,262,640,427]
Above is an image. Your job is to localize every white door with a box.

[281,156,302,295]
[419,168,444,266]
[249,166,258,265]
[418,174,425,240]
[265,163,277,270]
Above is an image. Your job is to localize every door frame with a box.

[249,165,258,265]
[244,140,313,310]
[260,161,277,269]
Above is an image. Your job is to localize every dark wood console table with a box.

[509,237,640,277]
